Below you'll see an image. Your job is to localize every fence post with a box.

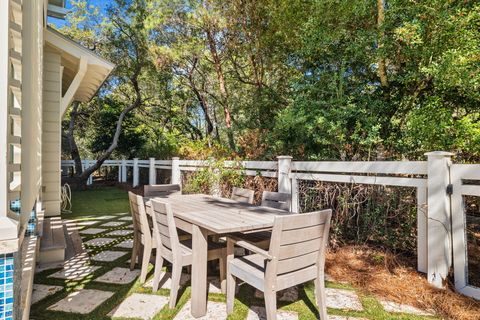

[87,160,93,185]
[149,157,156,185]
[118,161,122,183]
[277,155,292,192]
[425,151,454,288]
[121,159,127,182]
[133,158,139,187]
[291,177,299,213]
[417,187,428,273]
[171,157,180,186]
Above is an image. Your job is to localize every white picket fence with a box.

[62,152,477,298]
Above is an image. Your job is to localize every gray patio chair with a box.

[128,191,156,283]
[233,191,292,250]
[150,199,227,308]
[226,209,332,320]
[144,184,181,197]
[261,191,291,211]
[231,187,254,204]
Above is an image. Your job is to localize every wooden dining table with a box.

[144,193,288,318]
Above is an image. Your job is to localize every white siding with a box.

[42,47,61,216]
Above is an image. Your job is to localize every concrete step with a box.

[39,217,66,264]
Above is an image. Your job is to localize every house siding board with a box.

[42,48,61,217]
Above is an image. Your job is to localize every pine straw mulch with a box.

[326,246,480,320]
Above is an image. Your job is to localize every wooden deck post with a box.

[425,151,454,288]
[171,157,180,186]
[149,157,156,185]
[133,158,139,187]
[277,156,293,210]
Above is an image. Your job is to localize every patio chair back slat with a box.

[261,191,291,211]
[151,200,180,253]
[144,184,181,197]
[279,225,325,246]
[231,187,254,204]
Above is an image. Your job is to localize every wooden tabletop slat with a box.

[145,194,287,233]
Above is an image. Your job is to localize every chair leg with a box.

[152,254,164,292]
[315,276,328,320]
[226,271,236,314]
[130,238,139,271]
[169,262,183,308]
[219,256,226,294]
[264,290,277,320]
[140,243,151,283]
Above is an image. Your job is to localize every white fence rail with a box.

[62,153,458,292]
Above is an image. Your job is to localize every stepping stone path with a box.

[325,288,363,311]
[116,239,134,249]
[95,267,141,284]
[174,301,227,320]
[47,289,114,314]
[84,237,116,247]
[31,284,63,304]
[106,229,133,236]
[48,265,101,281]
[119,216,132,221]
[247,306,298,320]
[379,299,434,316]
[144,272,190,290]
[108,293,168,319]
[96,215,118,220]
[101,221,126,227]
[91,250,128,262]
[80,228,106,235]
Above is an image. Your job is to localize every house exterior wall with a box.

[42,47,62,217]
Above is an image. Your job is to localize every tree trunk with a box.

[188,58,214,136]
[71,75,142,188]
[67,101,84,175]
[205,25,236,151]
[377,0,389,87]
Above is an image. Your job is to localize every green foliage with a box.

[183,159,245,196]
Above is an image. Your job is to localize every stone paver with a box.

[106,229,133,236]
[207,277,222,294]
[379,299,434,316]
[247,306,298,320]
[95,267,141,284]
[174,301,227,320]
[144,272,190,290]
[116,239,134,249]
[255,287,298,302]
[96,215,118,220]
[84,237,116,247]
[48,265,101,281]
[80,228,106,235]
[328,316,368,320]
[47,289,114,314]
[119,216,132,221]
[91,250,128,262]
[76,220,99,227]
[108,293,168,319]
[31,284,63,304]
[325,288,363,311]
[101,221,126,227]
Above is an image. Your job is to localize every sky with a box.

[49,0,112,27]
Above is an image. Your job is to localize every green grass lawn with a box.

[30,186,440,320]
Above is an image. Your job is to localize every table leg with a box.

[191,225,208,318]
